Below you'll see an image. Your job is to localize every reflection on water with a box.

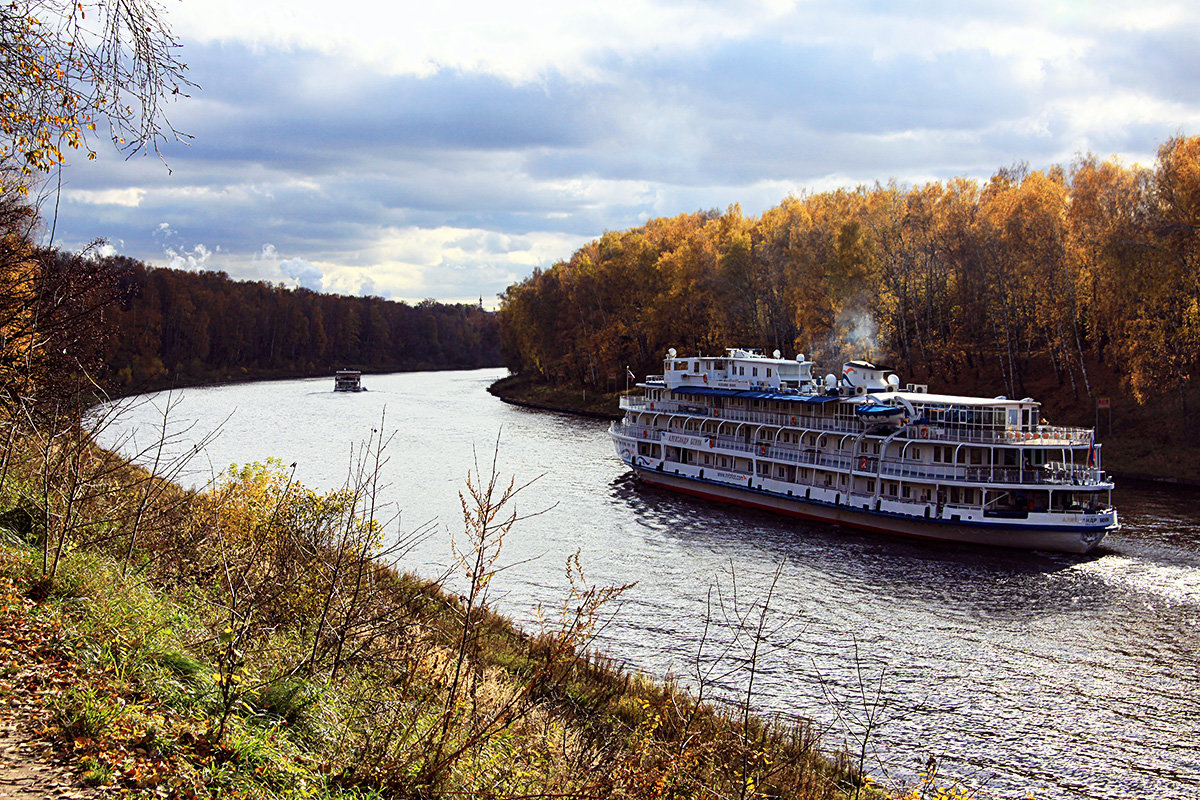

[97,370,1200,799]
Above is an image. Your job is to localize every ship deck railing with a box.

[620,396,1093,446]
[612,423,1109,487]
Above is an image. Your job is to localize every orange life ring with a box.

[649,402,654,410]
[791,416,797,425]
[920,427,930,438]
[759,445,767,455]
[712,408,719,417]
[703,374,708,384]
[858,456,869,470]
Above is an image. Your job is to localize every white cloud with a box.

[43,0,1200,305]
[1055,91,1200,135]
[169,0,795,82]
[64,188,145,207]
[279,258,325,291]
[165,242,213,271]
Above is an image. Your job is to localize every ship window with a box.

[739,366,745,375]
[703,454,710,464]
[753,367,759,377]
[912,447,921,460]
[866,480,875,492]
[971,448,982,465]
[839,474,847,485]
[777,466,785,478]
[766,368,772,377]
[902,486,911,498]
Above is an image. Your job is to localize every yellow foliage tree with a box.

[0,186,39,398]
[0,0,190,180]
[498,135,1200,417]
[1124,136,1200,410]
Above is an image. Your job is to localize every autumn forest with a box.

[498,136,1200,425]
[0,235,501,406]
[101,259,502,390]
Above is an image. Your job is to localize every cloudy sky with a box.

[42,0,1200,306]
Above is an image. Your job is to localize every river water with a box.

[96,368,1200,799]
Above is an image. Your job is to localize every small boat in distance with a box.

[609,348,1118,553]
[333,369,364,392]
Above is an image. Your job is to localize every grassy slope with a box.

[3,423,956,800]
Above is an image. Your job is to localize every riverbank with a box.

[488,373,624,420]
[6,404,971,799]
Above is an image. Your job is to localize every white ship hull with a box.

[629,464,1109,554]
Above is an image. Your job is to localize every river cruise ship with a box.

[610,348,1117,553]
[334,370,364,392]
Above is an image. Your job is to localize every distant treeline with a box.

[94,257,502,393]
[499,135,1200,412]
